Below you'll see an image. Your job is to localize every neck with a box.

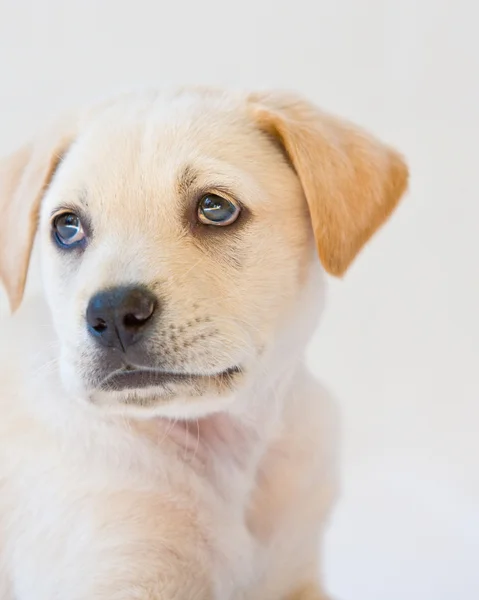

[132,359,302,492]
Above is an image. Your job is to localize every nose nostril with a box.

[123,313,145,329]
[123,303,155,329]
[92,318,108,334]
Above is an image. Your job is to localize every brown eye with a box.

[197,194,240,226]
[53,212,86,248]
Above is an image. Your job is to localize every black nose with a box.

[86,286,157,351]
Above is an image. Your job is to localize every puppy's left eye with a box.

[53,212,86,248]
[197,194,240,226]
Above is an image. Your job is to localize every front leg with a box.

[6,489,218,600]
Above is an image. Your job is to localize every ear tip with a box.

[5,292,21,314]
[8,297,21,314]
[319,250,350,278]
[0,277,23,314]
[390,150,410,196]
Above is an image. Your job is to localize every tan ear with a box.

[0,126,73,311]
[249,92,409,276]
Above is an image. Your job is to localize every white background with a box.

[0,1,478,598]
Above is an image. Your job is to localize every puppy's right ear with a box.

[0,123,74,312]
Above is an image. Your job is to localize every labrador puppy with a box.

[0,88,408,599]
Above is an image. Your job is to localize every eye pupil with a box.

[198,194,240,225]
[63,214,77,226]
[57,215,79,238]
[53,212,85,248]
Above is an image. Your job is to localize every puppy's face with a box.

[39,94,313,415]
[0,89,408,418]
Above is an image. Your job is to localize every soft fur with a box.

[0,88,408,599]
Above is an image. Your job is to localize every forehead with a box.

[47,92,283,216]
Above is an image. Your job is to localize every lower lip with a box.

[99,368,240,392]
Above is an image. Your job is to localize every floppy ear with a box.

[248,92,409,276]
[0,125,73,312]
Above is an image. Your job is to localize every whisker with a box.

[183,418,190,461]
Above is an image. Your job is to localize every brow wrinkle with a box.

[177,165,199,197]
[78,188,89,208]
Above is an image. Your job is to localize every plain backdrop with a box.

[0,1,478,598]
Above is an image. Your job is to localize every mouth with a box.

[99,366,242,392]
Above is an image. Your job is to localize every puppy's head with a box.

[0,89,408,417]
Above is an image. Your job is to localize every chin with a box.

[88,386,241,420]
[58,348,247,418]
[78,365,245,419]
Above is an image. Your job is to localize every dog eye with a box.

[197,194,240,226]
[53,213,86,248]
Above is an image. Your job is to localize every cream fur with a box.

[0,88,407,599]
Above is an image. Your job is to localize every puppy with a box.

[0,88,408,599]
